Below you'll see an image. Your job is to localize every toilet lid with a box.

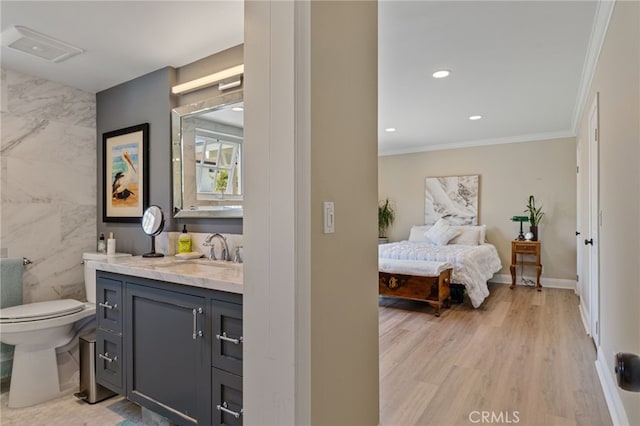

[0,299,85,321]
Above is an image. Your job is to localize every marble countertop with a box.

[87,255,243,294]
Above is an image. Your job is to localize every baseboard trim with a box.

[595,347,630,426]
[491,274,576,290]
[578,303,591,336]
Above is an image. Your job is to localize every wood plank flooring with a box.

[379,283,612,426]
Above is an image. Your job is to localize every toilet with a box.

[0,252,130,408]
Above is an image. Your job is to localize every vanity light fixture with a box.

[432,70,451,79]
[172,64,244,95]
[469,115,483,121]
[2,25,84,63]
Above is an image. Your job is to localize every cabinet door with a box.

[212,368,243,426]
[96,275,123,333]
[95,329,124,394]
[126,283,209,426]
[211,299,243,375]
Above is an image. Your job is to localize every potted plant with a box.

[525,195,544,241]
[378,198,395,244]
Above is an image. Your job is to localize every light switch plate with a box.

[323,201,335,233]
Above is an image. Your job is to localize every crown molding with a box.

[571,0,616,133]
[378,131,575,157]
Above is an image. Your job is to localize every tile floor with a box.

[0,382,143,426]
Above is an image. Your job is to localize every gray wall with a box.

[97,66,242,256]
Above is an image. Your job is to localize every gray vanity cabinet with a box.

[95,275,125,394]
[125,283,209,426]
[95,271,243,426]
[211,300,243,425]
[212,368,243,426]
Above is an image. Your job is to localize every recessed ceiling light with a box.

[432,70,451,79]
[231,106,244,112]
[469,115,483,121]
[385,127,397,132]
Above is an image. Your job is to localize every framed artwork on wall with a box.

[103,123,149,222]
[425,174,479,225]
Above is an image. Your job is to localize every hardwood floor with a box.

[379,283,612,426]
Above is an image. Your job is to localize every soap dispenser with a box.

[178,225,192,253]
[97,233,106,253]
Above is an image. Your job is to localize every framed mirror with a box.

[172,91,244,218]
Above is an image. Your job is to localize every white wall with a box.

[1,68,97,303]
[243,1,379,424]
[576,1,640,423]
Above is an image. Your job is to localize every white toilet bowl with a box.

[0,300,96,408]
[0,252,130,408]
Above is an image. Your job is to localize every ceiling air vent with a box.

[2,25,83,63]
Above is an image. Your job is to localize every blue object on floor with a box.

[0,257,24,380]
[0,257,23,308]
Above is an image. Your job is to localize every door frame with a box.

[587,93,601,346]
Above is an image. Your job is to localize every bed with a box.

[378,223,502,308]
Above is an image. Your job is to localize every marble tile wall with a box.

[0,68,97,303]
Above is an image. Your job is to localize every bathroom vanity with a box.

[88,257,243,426]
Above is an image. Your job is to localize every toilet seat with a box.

[0,300,85,323]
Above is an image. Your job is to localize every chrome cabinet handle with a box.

[216,401,242,419]
[99,302,117,310]
[192,307,203,339]
[98,352,117,363]
[216,331,243,345]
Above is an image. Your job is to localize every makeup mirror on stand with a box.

[142,205,165,257]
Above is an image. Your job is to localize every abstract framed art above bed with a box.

[425,174,479,225]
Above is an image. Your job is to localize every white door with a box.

[576,143,585,293]
[577,136,591,335]
[586,94,600,346]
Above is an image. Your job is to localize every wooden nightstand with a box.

[510,240,542,291]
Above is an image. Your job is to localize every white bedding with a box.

[378,259,453,276]
[378,241,502,308]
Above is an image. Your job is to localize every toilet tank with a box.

[82,253,131,303]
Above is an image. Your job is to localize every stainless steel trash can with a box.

[74,331,116,404]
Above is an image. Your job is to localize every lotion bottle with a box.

[97,233,106,253]
[107,232,116,255]
[178,225,192,253]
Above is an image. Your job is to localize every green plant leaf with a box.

[378,198,395,238]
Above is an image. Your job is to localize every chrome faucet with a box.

[233,245,243,264]
[203,233,230,261]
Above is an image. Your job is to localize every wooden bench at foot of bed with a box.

[378,268,452,317]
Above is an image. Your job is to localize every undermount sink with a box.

[153,259,227,267]
[149,258,241,272]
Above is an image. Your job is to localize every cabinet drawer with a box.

[96,329,124,394]
[96,276,123,333]
[211,300,243,375]
[513,243,537,253]
[212,368,243,426]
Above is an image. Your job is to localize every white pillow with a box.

[450,224,487,245]
[479,224,487,243]
[424,219,460,246]
[449,227,481,245]
[408,225,432,242]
